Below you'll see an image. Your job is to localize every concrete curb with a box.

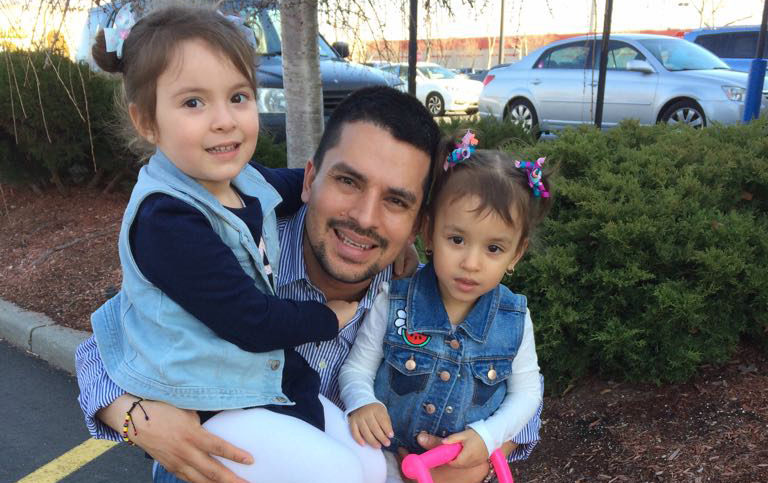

[0,297,90,375]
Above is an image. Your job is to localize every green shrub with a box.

[0,51,129,189]
[498,120,768,390]
[438,115,536,151]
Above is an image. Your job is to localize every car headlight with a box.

[722,86,746,102]
[258,88,286,113]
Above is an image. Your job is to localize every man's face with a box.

[301,121,430,285]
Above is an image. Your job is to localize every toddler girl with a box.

[88,4,385,482]
[339,132,551,481]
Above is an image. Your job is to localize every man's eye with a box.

[450,236,463,245]
[388,198,407,208]
[183,98,201,108]
[336,176,355,186]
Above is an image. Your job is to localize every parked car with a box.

[684,26,767,72]
[479,34,764,132]
[76,2,403,141]
[378,62,483,116]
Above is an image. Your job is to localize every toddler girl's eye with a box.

[488,245,503,253]
[183,98,201,108]
[450,236,463,245]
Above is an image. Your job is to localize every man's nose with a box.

[347,191,380,230]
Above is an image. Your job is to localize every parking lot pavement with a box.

[0,339,151,483]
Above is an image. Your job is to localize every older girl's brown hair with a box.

[427,140,554,251]
[91,3,258,156]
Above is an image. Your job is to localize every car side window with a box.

[605,42,645,70]
[694,33,728,57]
[535,43,590,69]
[730,32,759,58]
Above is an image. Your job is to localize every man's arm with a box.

[75,336,252,483]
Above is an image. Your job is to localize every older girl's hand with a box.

[441,428,489,469]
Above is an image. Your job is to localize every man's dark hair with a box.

[312,86,441,206]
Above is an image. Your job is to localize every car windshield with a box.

[419,65,458,79]
[638,38,729,71]
[222,2,337,58]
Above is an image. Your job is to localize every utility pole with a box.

[742,0,768,122]
[594,0,613,129]
[408,0,418,96]
[498,0,506,65]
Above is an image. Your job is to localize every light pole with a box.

[742,0,768,122]
[594,0,613,129]
[498,0,506,65]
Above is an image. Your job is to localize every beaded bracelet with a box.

[121,397,149,446]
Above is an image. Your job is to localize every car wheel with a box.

[426,93,445,116]
[504,98,539,134]
[660,100,706,128]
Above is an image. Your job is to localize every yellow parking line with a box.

[16,438,117,483]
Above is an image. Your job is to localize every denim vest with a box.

[373,263,526,453]
[91,151,292,410]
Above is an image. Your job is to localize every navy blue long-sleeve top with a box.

[128,165,334,429]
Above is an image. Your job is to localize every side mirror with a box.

[332,41,350,59]
[626,59,655,74]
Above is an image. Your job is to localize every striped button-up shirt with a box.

[75,205,540,460]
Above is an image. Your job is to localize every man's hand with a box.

[98,395,252,483]
[441,428,489,468]
[326,299,359,329]
[393,243,420,279]
[347,402,394,449]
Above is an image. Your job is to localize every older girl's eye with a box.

[450,236,463,245]
[183,98,201,108]
[231,93,249,103]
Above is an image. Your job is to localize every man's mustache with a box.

[328,218,389,250]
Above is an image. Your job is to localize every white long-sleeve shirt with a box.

[339,283,542,456]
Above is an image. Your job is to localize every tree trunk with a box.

[280,0,324,168]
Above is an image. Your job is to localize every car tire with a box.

[504,98,540,136]
[660,100,706,128]
[426,93,445,116]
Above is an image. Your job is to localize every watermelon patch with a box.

[403,330,431,347]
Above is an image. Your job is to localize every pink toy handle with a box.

[401,443,514,483]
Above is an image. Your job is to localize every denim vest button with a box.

[445,406,453,413]
[449,339,460,349]
[439,371,451,381]
[405,358,417,371]
[488,367,497,380]
[424,403,436,414]
[269,360,281,370]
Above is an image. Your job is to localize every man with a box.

[76,87,541,483]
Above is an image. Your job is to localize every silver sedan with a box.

[479,34,766,131]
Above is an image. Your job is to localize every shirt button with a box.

[318,360,328,369]
[445,406,454,414]
[424,403,436,414]
[450,339,460,350]
[274,396,288,403]
[269,360,281,371]
[439,371,451,382]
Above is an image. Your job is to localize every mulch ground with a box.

[0,185,766,482]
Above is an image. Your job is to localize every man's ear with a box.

[128,103,155,144]
[301,159,316,203]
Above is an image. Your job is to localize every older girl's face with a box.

[135,38,259,199]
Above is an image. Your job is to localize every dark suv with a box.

[76,2,404,140]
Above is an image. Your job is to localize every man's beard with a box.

[309,218,389,284]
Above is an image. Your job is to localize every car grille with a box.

[324,90,353,114]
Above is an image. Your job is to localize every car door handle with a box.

[531,78,542,85]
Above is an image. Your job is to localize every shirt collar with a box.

[276,205,392,311]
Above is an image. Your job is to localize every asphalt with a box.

[0,296,90,375]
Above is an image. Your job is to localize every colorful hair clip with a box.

[515,157,550,198]
[104,3,137,59]
[444,130,479,171]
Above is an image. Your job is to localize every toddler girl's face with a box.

[429,194,525,317]
[147,38,259,197]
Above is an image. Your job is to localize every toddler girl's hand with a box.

[325,300,359,329]
[393,243,419,279]
[441,428,489,468]
[348,403,394,449]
